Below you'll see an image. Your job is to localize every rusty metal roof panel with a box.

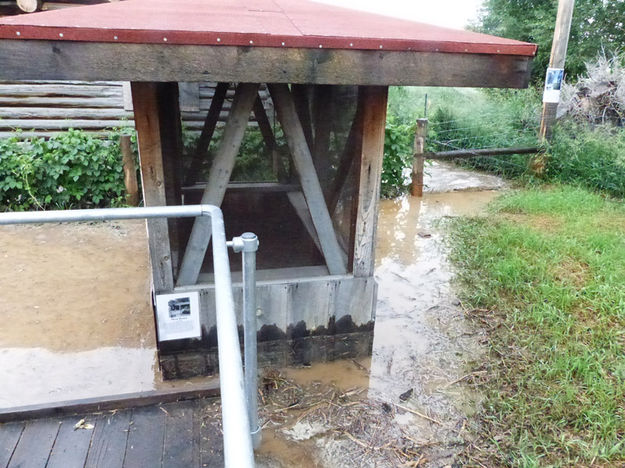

[0,0,537,56]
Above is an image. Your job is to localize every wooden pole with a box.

[539,0,575,141]
[130,82,175,293]
[120,135,139,206]
[352,86,388,277]
[410,118,428,197]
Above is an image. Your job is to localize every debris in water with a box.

[399,388,414,401]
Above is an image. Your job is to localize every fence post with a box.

[120,135,140,206]
[410,118,428,197]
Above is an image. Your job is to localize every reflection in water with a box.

[262,190,501,467]
[370,191,497,403]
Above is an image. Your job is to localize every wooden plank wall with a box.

[0,81,273,139]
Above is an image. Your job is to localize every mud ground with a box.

[0,220,200,408]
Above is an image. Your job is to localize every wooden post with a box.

[120,135,139,206]
[157,82,184,275]
[410,118,428,197]
[539,0,575,141]
[177,83,260,286]
[352,86,388,278]
[130,82,175,293]
[268,83,347,275]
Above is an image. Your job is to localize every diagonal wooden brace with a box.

[176,82,260,286]
[268,84,347,275]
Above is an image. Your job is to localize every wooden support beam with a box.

[157,82,184,275]
[426,146,540,159]
[131,82,174,293]
[268,83,347,275]
[312,85,333,191]
[352,86,388,277]
[185,82,229,185]
[0,41,534,88]
[252,94,282,178]
[291,85,314,149]
[177,83,260,287]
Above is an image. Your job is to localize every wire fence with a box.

[421,112,543,176]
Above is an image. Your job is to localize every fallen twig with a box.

[394,403,443,425]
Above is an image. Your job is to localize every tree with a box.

[476,0,625,82]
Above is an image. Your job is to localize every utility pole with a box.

[539,0,575,141]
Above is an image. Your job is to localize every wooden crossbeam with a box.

[352,86,388,277]
[184,82,229,185]
[176,82,260,286]
[268,84,347,275]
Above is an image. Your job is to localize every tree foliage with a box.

[476,0,625,82]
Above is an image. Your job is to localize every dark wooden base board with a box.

[160,330,374,380]
[0,383,220,423]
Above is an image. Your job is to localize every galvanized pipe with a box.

[0,205,255,468]
[209,212,255,468]
[0,205,209,225]
[231,232,261,448]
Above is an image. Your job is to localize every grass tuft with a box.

[448,185,625,467]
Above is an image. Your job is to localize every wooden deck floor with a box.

[0,398,225,468]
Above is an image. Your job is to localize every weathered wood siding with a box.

[0,80,272,139]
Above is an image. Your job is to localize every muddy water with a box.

[259,171,502,466]
[0,221,210,408]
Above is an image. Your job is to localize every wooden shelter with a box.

[0,0,536,371]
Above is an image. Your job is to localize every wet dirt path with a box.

[0,221,205,409]
[257,163,504,467]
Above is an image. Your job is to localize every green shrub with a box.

[546,122,625,197]
[381,116,415,198]
[0,129,129,210]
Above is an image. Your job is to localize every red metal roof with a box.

[0,0,537,56]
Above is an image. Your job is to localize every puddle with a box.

[0,220,214,409]
[259,168,502,467]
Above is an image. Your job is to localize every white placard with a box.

[155,291,201,341]
[543,68,564,103]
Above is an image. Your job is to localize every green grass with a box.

[448,185,625,467]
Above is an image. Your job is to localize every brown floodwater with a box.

[258,169,503,467]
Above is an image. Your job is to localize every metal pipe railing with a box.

[0,204,255,468]
[229,232,261,448]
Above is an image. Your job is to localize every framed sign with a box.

[543,68,564,103]
[155,291,201,341]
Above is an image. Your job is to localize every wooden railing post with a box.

[410,118,428,197]
[120,134,139,206]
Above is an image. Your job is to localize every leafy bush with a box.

[546,121,625,197]
[0,129,129,210]
[381,116,415,198]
